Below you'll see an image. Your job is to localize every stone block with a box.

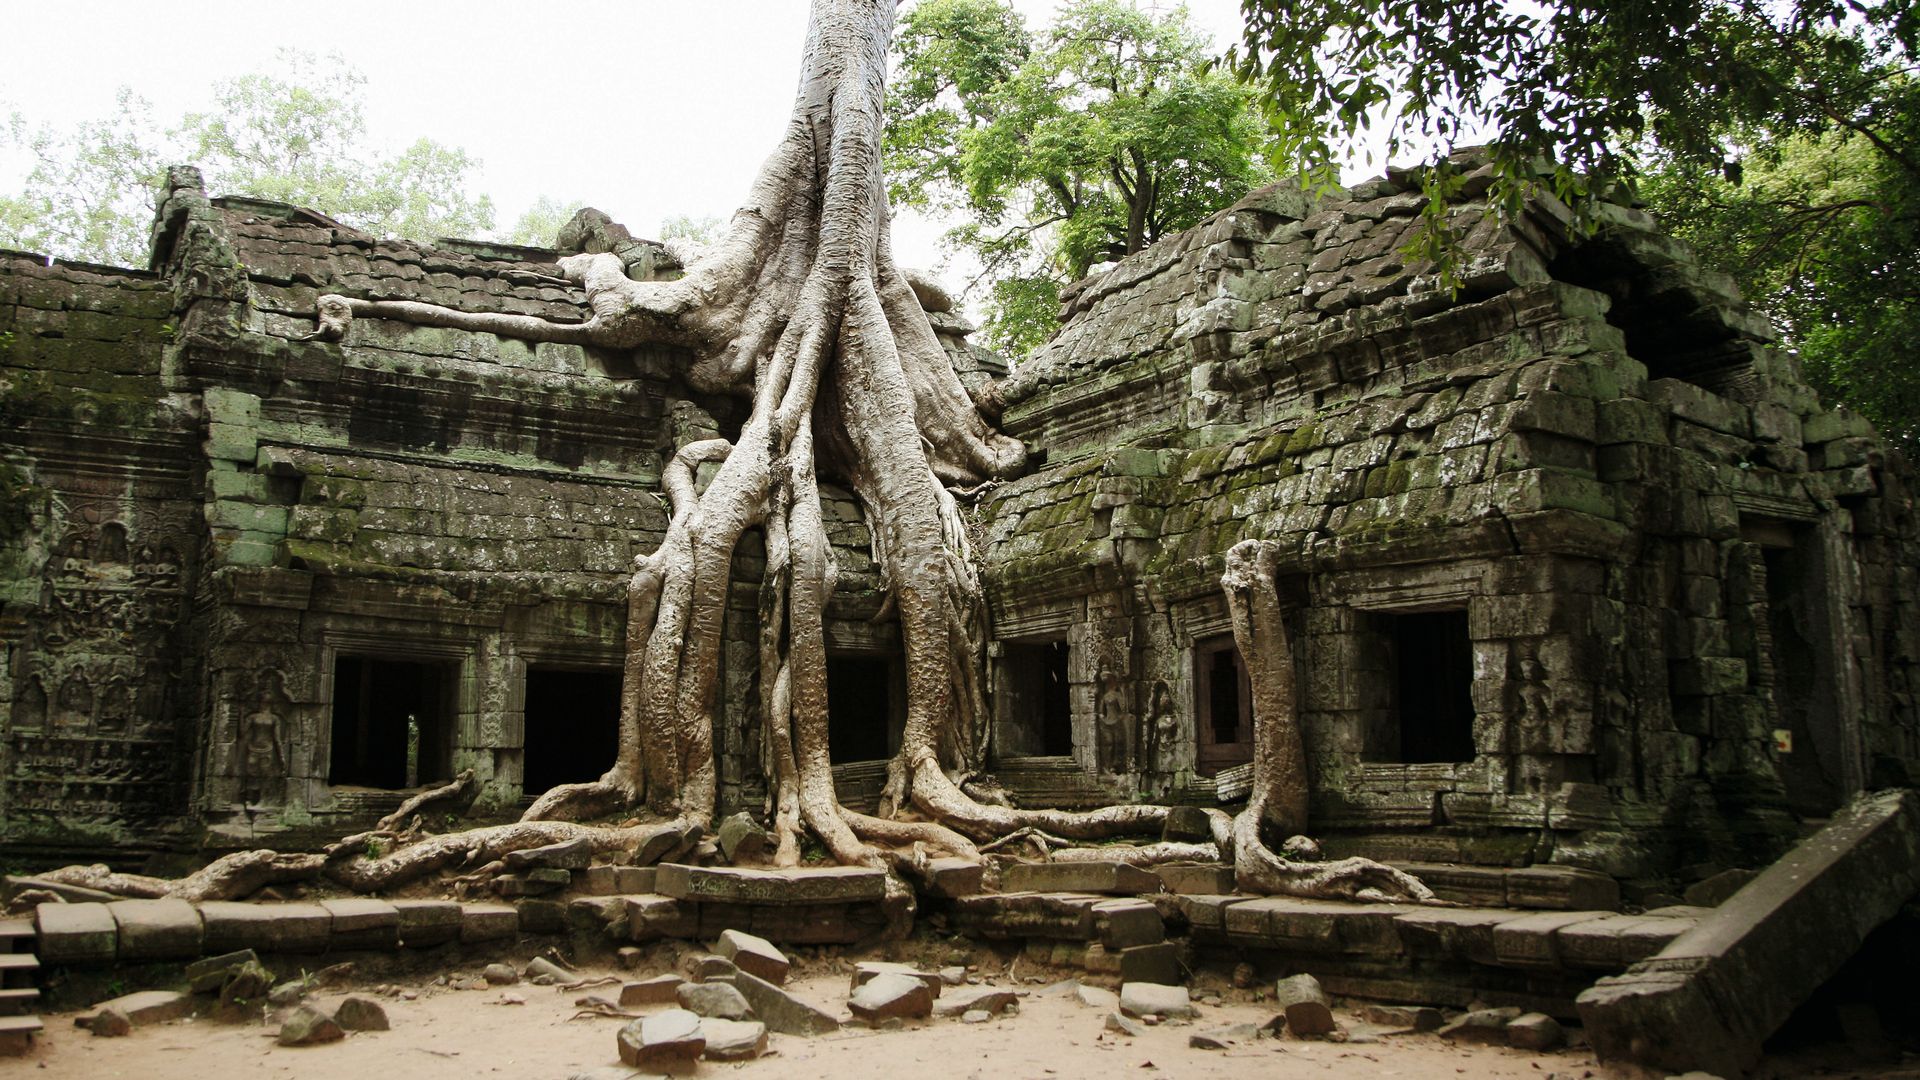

[1001,861,1163,895]
[621,974,686,1007]
[277,1004,345,1046]
[1093,898,1164,948]
[1439,1006,1521,1044]
[1161,806,1214,843]
[952,892,1100,940]
[1118,982,1195,1020]
[580,866,619,896]
[919,858,984,899]
[107,899,203,961]
[457,903,519,943]
[714,928,789,985]
[618,1009,705,1073]
[1119,943,1182,985]
[35,902,117,964]
[850,961,943,997]
[1272,973,1335,1036]
[1491,911,1612,969]
[1505,867,1620,911]
[626,894,699,941]
[318,898,399,950]
[92,990,195,1026]
[392,899,461,948]
[848,972,933,1023]
[1151,863,1236,896]
[716,969,840,1035]
[613,866,658,894]
[1394,907,1520,964]
[676,980,753,1020]
[655,863,886,905]
[698,1017,768,1061]
[199,902,332,954]
[517,898,568,934]
[185,949,260,993]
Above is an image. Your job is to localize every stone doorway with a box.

[996,640,1074,759]
[522,666,621,797]
[826,654,902,765]
[1194,636,1252,777]
[328,655,455,790]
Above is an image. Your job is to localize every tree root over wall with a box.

[33,2,1433,908]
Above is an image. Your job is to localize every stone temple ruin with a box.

[0,158,1916,1074]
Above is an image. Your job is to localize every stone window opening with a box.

[1365,609,1477,764]
[996,639,1074,759]
[522,665,621,797]
[826,653,905,765]
[328,655,456,790]
[1193,635,1253,777]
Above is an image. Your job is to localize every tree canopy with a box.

[886,0,1272,355]
[0,52,506,267]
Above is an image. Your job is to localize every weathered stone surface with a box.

[625,894,699,940]
[713,928,789,984]
[214,959,275,1017]
[199,901,332,954]
[933,987,1018,1018]
[525,956,577,984]
[1438,1006,1521,1044]
[952,892,1101,940]
[89,1008,132,1037]
[1151,863,1237,896]
[1075,984,1119,1010]
[504,837,594,871]
[1105,1011,1145,1036]
[685,953,738,981]
[677,980,753,1021]
[334,995,390,1031]
[1002,861,1163,896]
[1506,1011,1564,1050]
[699,1017,769,1060]
[1683,868,1757,907]
[482,962,519,985]
[392,899,461,948]
[613,867,658,894]
[621,974,686,1007]
[1161,806,1214,843]
[1094,898,1165,948]
[186,949,260,993]
[319,898,399,950]
[1506,867,1621,911]
[458,903,519,943]
[849,972,933,1022]
[919,857,985,899]
[1118,982,1195,1020]
[35,902,117,964]
[278,1005,345,1046]
[717,969,840,1035]
[656,863,887,905]
[90,990,194,1026]
[618,1009,705,1073]
[716,813,774,863]
[1359,1003,1443,1031]
[1272,974,1335,1036]
[107,899,203,960]
[850,961,943,997]
[1119,943,1182,985]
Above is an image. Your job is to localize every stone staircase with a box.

[0,917,42,1055]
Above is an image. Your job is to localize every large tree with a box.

[35,0,1434,906]
[886,0,1272,354]
[0,52,502,267]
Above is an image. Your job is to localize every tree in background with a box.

[887,0,1271,355]
[0,52,498,267]
[1230,0,1920,443]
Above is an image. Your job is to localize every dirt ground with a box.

[20,960,1601,1080]
[20,956,1919,1080]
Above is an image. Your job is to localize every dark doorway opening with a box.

[827,655,897,764]
[329,655,455,789]
[1392,611,1477,763]
[1762,538,1845,816]
[998,641,1073,758]
[523,666,621,796]
[1194,636,1252,776]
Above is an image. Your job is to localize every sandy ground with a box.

[19,962,1603,1080]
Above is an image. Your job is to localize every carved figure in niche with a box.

[1141,679,1177,790]
[56,529,92,578]
[54,674,94,729]
[93,522,129,564]
[97,678,133,734]
[11,677,47,733]
[238,706,287,805]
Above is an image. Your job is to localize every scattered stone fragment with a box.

[1272,974,1335,1036]
[1190,1031,1232,1050]
[1230,962,1255,989]
[677,980,754,1021]
[90,990,195,1027]
[1119,982,1195,1021]
[962,1009,991,1024]
[1360,1003,1444,1032]
[934,987,1019,1018]
[89,1008,132,1038]
[618,1008,706,1073]
[1161,806,1214,843]
[569,1069,643,1080]
[504,836,595,871]
[616,946,644,970]
[451,977,488,992]
[1438,1006,1523,1045]
[850,960,944,997]
[1074,984,1120,1010]
[699,1017,769,1061]
[185,949,260,994]
[717,969,841,1036]
[525,956,576,984]
[335,996,390,1032]
[621,974,687,1007]
[482,963,519,986]
[716,812,775,863]
[940,966,967,986]
[496,992,526,1006]
[215,959,276,1019]
[1507,1012,1565,1051]
[849,972,934,1023]
[277,1005,346,1046]
[685,953,738,982]
[1106,1011,1145,1036]
[714,928,789,985]
[268,979,307,1006]
[1259,1014,1287,1038]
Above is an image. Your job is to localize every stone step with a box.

[0,987,40,1014]
[0,954,40,978]
[991,757,1118,810]
[0,1013,43,1055]
[0,919,33,945]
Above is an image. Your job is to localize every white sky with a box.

[0,0,1264,282]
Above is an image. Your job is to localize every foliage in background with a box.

[504,195,588,248]
[0,52,499,267]
[1230,0,1920,445]
[887,0,1272,356]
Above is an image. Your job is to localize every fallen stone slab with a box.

[618,1008,705,1073]
[1093,898,1165,949]
[933,987,1018,1018]
[685,953,738,981]
[1438,1006,1522,1044]
[392,899,461,948]
[89,990,194,1026]
[107,898,203,961]
[1507,1011,1564,1050]
[1683,868,1757,908]
[678,980,754,1020]
[850,961,943,997]
[1106,1011,1145,1036]
[318,898,399,950]
[1119,942,1181,985]
[1272,974,1335,1036]
[334,995,390,1032]
[621,974,686,1007]
[482,963,519,985]
[1579,790,1920,1078]
[36,902,117,964]
[714,928,789,985]
[277,1005,345,1046]
[717,812,775,864]
[715,969,840,1035]
[199,901,332,954]
[1002,861,1163,896]
[89,1008,132,1037]
[656,863,888,905]
[1074,984,1119,1010]
[699,1017,769,1061]
[1119,982,1195,1020]
[504,837,595,872]
[849,972,933,1023]
[918,858,984,899]
[1359,1003,1443,1032]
